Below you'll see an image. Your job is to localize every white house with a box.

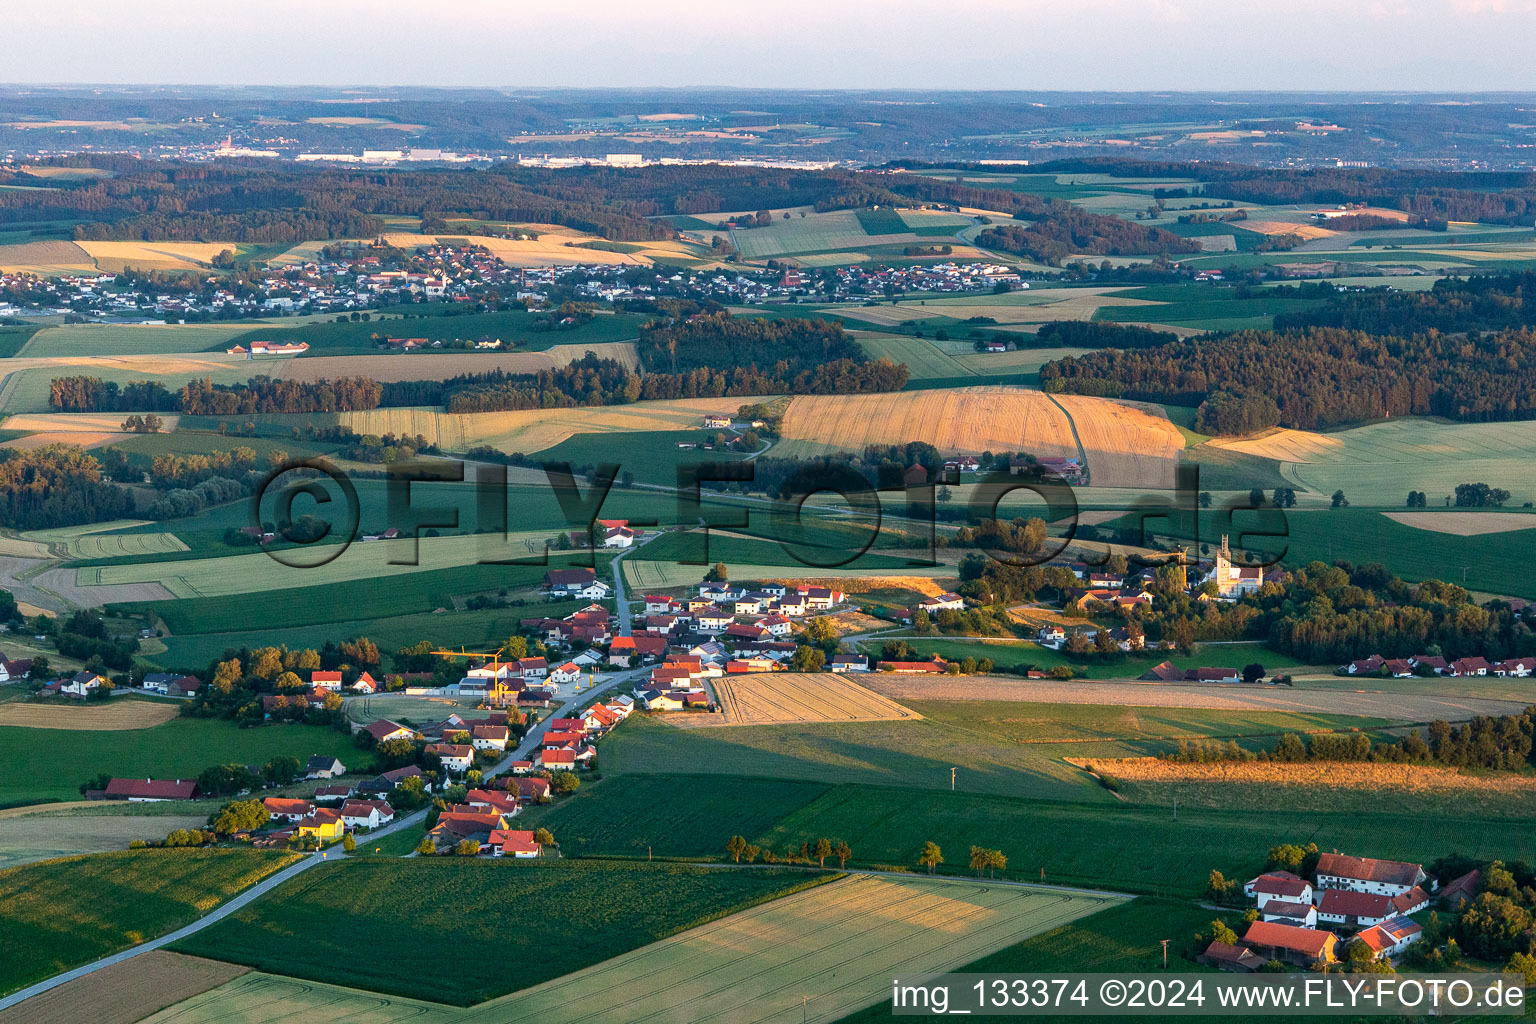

[427,743,475,773]
[1260,899,1319,928]
[310,671,343,691]
[339,800,395,829]
[1356,916,1422,959]
[305,756,347,779]
[550,661,583,684]
[1317,889,1395,929]
[470,724,510,752]
[1246,871,1314,907]
[1314,854,1427,897]
[61,671,107,698]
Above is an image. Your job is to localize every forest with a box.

[975,210,1198,264]
[1275,271,1536,335]
[0,446,135,530]
[1040,326,1536,430]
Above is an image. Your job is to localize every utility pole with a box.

[1161,939,1170,970]
[1173,795,1177,821]
[951,766,958,791]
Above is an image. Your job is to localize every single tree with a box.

[918,841,943,874]
[834,840,851,868]
[814,837,833,867]
[726,835,747,862]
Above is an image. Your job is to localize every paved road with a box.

[608,531,660,638]
[0,666,647,1013]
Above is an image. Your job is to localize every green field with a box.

[854,333,976,379]
[629,530,933,572]
[0,325,43,358]
[148,599,586,669]
[0,847,300,996]
[533,429,751,485]
[596,701,1379,803]
[1270,416,1536,508]
[759,782,1532,896]
[16,323,265,357]
[835,898,1225,1024]
[0,361,262,414]
[0,716,364,806]
[859,638,1313,680]
[174,858,833,1004]
[1094,284,1326,332]
[522,774,832,859]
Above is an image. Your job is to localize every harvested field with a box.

[1204,427,1341,462]
[623,560,954,591]
[1085,757,1536,794]
[75,241,236,273]
[0,812,210,869]
[336,397,762,453]
[66,531,187,559]
[378,231,645,266]
[0,432,121,450]
[816,610,892,636]
[145,875,1114,1024]
[0,701,179,731]
[1,412,179,434]
[0,536,51,559]
[0,241,95,275]
[1051,393,1184,488]
[1244,221,1337,239]
[30,566,175,606]
[1381,511,1536,536]
[681,672,920,727]
[0,952,248,1024]
[776,386,1181,487]
[862,674,1524,722]
[278,343,639,382]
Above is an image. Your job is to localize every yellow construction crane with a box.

[431,646,515,707]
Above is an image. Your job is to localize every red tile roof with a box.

[106,778,199,800]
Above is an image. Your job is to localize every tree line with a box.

[1040,325,1536,430]
[1275,271,1536,336]
[0,446,134,530]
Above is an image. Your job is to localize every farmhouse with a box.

[140,672,200,696]
[831,654,870,673]
[543,567,611,600]
[1260,899,1318,928]
[1314,853,1428,897]
[61,670,107,698]
[1246,871,1314,907]
[1317,889,1395,929]
[310,671,343,691]
[263,797,316,823]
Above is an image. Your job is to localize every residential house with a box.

[541,747,578,770]
[339,800,395,829]
[879,659,947,674]
[1314,853,1428,897]
[1261,899,1319,928]
[550,661,583,684]
[305,755,346,779]
[695,610,734,634]
[470,724,510,752]
[1246,871,1314,907]
[1317,889,1396,930]
[350,672,380,694]
[643,595,678,615]
[1449,656,1492,677]
[296,808,344,842]
[356,764,425,797]
[313,783,353,803]
[518,657,548,679]
[427,743,475,773]
[490,828,541,858]
[830,654,870,673]
[465,789,520,817]
[639,688,685,711]
[543,567,611,600]
[310,671,344,691]
[429,810,504,851]
[800,587,843,610]
[508,776,552,802]
[1381,659,1414,678]
[608,636,637,667]
[364,719,415,744]
[1355,916,1422,960]
[1409,655,1448,675]
[264,797,317,822]
[61,670,107,698]
[1495,657,1536,678]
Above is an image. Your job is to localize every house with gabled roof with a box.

[339,800,394,829]
[1199,940,1266,973]
[1355,916,1422,959]
[490,828,540,858]
[364,719,415,744]
[105,778,199,802]
[306,755,346,779]
[1315,853,1428,896]
[1241,920,1338,966]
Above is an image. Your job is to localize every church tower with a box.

[1214,534,1232,595]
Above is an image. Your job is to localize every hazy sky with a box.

[8,0,1536,91]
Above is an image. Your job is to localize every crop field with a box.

[276,342,640,382]
[0,356,263,414]
[774,386,1184,488]
[532,428,751,485]
[330,396,758,453]
[731,209,947,260]
[16,323,258,357]
[853,333,975,378]
[524,775,832,859]
[857,638,1311,682]
[602,702,1392,803]
[371,229,679,266]
[0,700,179,731]
[759,783,1536,896]
[0,848,300,996]
[173,859,833,1004]
[0,240,97,274]
[837,898,1224,1023]
[0,810,211,869]
[1381,510,1536,535]
[148,877,1112,1024]
[1208,417,1536,506]
[2,952,248,1024]
[693,672,921,727]
[80,531,575,600]
[66,530,188,559]
[0,716,362,805]
[227,308,649,355]
[1093,283,1327,332]
[863,674,1519,721]
[74,241,236,273]
[1081,757,1536,817]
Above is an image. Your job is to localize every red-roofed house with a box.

[541,748,577,769]
[1315,853,1427,896]
[1318,889,1395,929]
[339,800,395,829]
[105,778,200,802]
[1241,920,1339,966]
[310,671,344,691]
[490,828,540,858]
[364,720,415,744]
[264,797,316,822]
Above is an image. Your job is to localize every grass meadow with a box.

[173,858,833,1004]
[0,717,362,806]
[0,848,300,996]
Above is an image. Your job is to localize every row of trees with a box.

[1041,326,1536,430]
[724,834,851,868]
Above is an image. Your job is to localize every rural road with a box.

[0,664,648,1013]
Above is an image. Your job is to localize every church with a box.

[1202,535,1264,599]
